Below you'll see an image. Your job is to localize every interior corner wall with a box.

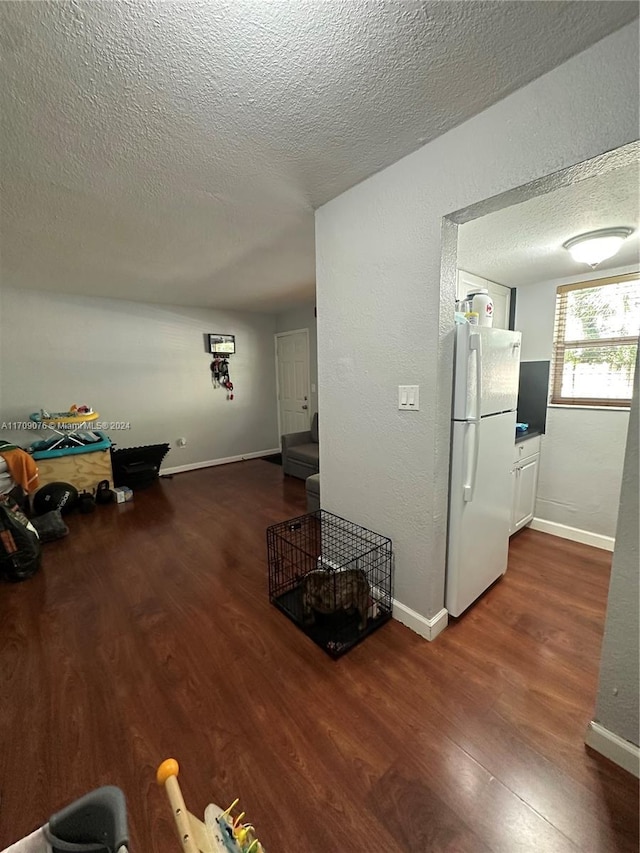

[0,281,3,417]
[0,289,279,467]
[515,264,636,539]
[593,352,639,747]
[275,302,318,416]
[315,23,639,622]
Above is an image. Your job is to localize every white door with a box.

[276,330,310,436]
[447,410,516,617]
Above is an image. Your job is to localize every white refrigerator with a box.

[446,324,522,617]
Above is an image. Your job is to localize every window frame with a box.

[550,272,639,409]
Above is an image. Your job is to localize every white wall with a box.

[515,264,636,538]
[593,353,639,748]
[275,302,318,416]
[0,289,279,467]
[315,23,639,622]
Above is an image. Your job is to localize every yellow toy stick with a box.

[156,759,201,853]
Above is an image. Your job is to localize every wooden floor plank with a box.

[0,461,637,852]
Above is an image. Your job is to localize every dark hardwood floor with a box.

[0,461,637,851]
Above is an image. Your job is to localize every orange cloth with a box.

[0,448,39,493]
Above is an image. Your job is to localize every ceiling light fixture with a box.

[563,227,634,268]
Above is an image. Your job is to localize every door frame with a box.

[439,140,638,557]
[274,328,311,447]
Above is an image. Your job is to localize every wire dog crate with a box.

[267,510,393,657]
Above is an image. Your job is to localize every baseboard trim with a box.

[585,721,640,778]
[162,448,280,476]
[393,601,449,641]
[530,518,615,552]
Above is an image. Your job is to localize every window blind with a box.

[551,272,640,407]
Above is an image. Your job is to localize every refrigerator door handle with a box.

[464,333,482,502]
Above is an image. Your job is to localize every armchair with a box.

[282,412,319,479]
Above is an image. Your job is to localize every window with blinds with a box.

[551,272,640,407]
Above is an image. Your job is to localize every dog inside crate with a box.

[267,511,393,657]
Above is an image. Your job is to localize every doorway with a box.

[275,329,311,441]
[439,140,639,778]
[443,141,638,552]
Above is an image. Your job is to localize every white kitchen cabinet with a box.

[456,270,486,300]
[486,280,511,330]
[510,435,541,535]
[513,456,539,531]
[456,270,512,330]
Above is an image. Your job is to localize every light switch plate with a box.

[398,385,420,411]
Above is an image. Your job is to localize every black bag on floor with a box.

[0,495,41,582]
[31,509,69,542]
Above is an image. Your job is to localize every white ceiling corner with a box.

[1,1,637,311]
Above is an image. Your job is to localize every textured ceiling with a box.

[1,1,637,311]
[457,161,640,287]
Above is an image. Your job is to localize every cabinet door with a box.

[456,271,512,330]
[456,270,487,301]
[486,280,512,330]
[509,465,518,535]
[513,455,539,531]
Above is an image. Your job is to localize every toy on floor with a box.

[157,759,265,853]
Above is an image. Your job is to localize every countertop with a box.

[515,428,542,444]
